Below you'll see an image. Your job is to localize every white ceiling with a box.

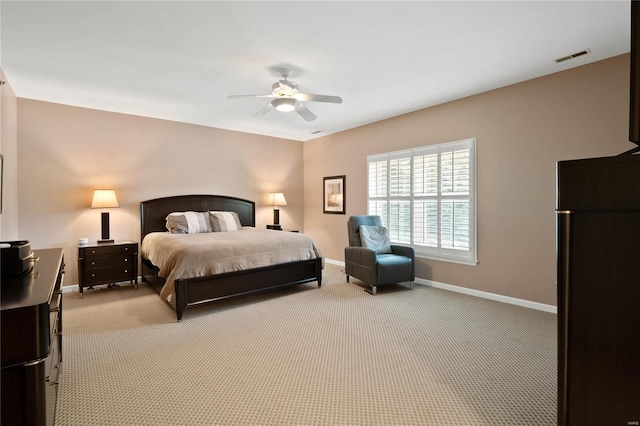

[0,1,631,142]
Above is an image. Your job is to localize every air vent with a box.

[311,130,323,135]
[555,49,591,63]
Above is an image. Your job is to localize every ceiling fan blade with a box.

[295,103,317,122]
[294,93,342,104]
[228,94,276,99]
[252,103,274,117]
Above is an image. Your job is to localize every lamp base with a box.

[100,211,113,243]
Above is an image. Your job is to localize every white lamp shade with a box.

[91,189,119,208]
[268,192,287,207]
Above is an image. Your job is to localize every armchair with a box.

[345,215,415,294]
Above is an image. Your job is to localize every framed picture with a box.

[323,175,345,214]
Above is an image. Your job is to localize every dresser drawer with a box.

[45,305,61,385]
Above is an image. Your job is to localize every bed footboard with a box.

[175,258,322,320]
[143,257,322,320]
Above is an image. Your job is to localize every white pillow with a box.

[209,211,242,232]
[359,225,393,254]
[165,211,212,234]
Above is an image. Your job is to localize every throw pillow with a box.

[209,211,242,232]
[359,225,393,254]
[165,211,212,234]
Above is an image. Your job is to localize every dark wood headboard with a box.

[140,195,256,240]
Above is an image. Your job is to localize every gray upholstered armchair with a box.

[345,215,415,294]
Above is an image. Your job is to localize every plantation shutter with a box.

[367,138,476,265]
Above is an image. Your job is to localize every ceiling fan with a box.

[228,69,342,122]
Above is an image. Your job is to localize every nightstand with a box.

[266,225,298,232]
[77,241,138,297]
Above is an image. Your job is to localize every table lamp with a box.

[91,189,119,243]
[268,192,287,229]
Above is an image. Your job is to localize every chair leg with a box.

[409,280,415,290]
[346,275,350,283]
[364,285,377,295]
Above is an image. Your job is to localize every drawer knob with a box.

[91,250,96,254]
[91,273,95,277]
[91,261,95,265]
[125,258,128,262]
[124,269,128,273]
[125,247,128,251]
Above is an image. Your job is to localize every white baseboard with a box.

[62,284,79,293]
[325,258,345,267]
[416,278,557,314]
[326,258,557,314]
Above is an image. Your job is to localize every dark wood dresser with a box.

[78,241,138,297]
[1,248,64,426]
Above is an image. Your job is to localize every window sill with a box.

[415,252,478,266]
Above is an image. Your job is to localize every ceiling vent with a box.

[311,130,323,135]
[555,49,591,63]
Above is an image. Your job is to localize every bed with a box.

[140,195,323,320]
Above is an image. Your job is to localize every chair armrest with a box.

[391,245,415,281]
[345,246,378,264]
[345,246,378,285]
[391,245,415,260]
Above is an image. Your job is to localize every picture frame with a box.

[323,175,345,214]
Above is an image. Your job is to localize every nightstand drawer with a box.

[79,243,137,257]
[82,265,135,286]
[84,254,134,270]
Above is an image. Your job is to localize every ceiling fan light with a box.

[272,98,297,112]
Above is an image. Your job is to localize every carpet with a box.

[55,264,556,425]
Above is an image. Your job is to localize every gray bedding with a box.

[141,228,323,300]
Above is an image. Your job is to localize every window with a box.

[367,138,477,265]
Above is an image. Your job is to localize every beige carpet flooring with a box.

[56,264,556,425]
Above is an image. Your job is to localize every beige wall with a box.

[304,54,632,306]
[17,100,304,286]
[14,54,632,306]
[1,69,19,240]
